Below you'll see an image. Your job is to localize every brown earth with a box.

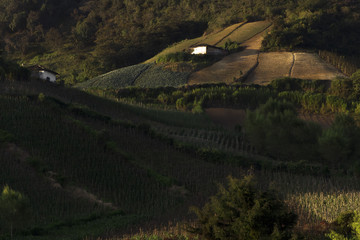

[205,108,247,129]
[246,52,294,85]
[291,53,346,80]
[188,30,265,85]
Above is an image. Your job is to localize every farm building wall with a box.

[207,47,227,55]
[38,71,57,82]
[191,46,207,55]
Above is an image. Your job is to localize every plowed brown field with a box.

[291,53,345,80]
[246,52,294,85]
[188,31,265,85]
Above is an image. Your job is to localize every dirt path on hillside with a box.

[188,31,265,85]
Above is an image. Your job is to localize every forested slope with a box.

[3,0,358,84]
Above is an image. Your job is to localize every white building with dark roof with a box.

[190,44,228,56]
[29,65,59,83]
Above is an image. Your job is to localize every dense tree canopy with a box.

[0,0,359,83]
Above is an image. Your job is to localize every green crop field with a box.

[134,65,190,88]
[217,21,272,46]
[76,64,152,89]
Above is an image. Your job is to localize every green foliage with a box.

[327,211,360,240]
[76,64,152,89]
[0,129,16,143]
[189,176,297,240]
[0,57,29,81]
[0,185,30,238]
[244,98,321,161]
[155,52,222,71]
[224,39,243,53]
[318,114,360,169]
[134,65,190,88]
[262,1,360,55]
[319,51,360,77]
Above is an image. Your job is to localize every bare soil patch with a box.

[291,53,346,80]
[188,32,265,85]
[246,52,294,85]
[205,108,247,129]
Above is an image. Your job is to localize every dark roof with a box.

[190,44,226,51]
[28,65,59,75]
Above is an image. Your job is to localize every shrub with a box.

[244,98,321,161]
[318,114,360,169]
[189,176,297,240]
[327,211,360,240]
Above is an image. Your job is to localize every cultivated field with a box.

[205,108,246,129]
[134,65,190,88]
[246,52,294,85]
[188,29,265,85]
[216,21,272,47]
[76,64,151,89]
[201,22,245,46]
[145,22,245,63]
[245,52,346,85]
[291,53,346,80]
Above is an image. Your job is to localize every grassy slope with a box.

[217,21,272,46]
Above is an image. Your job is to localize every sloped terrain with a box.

[188,28,265,85]
[76,64,152,89]
[291,53,346,80]
[246,52,346,85]
[145,22,246,63]
[246,52,294,85]
[216,21,272,46]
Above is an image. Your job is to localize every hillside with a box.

[77,21,272,89]
[2,77,360,239]
[2,0,360,239]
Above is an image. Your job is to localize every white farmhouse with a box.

[29,65,59,83]
[190,44,228,56]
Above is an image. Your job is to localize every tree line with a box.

[5,0,359,84]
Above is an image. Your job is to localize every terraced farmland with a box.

[291,53,346,80]
[246,52,294,85]
[246,52,346,85]
[76,64,151,89]
[199,22,246,46]
[145,22,245,63]
[188,30,265,85]
[216,21,272,46]
[134,65,189,88]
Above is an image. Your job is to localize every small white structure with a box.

[190,44,228,56]
[29,65,59,83]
